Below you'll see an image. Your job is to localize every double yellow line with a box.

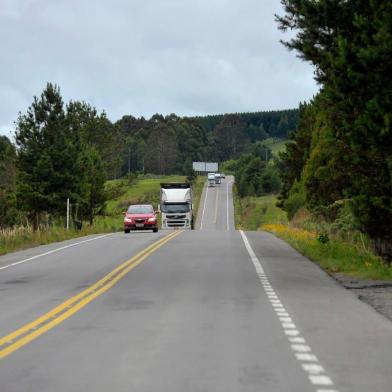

[0,230,182,360]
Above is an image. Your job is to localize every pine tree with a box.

[277,0,392,257]
[0,136,17,226]
[79,147,106,225]
[15,83,81,226]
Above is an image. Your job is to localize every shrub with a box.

[284,180,306,219]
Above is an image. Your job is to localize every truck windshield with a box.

[161,203,190,213]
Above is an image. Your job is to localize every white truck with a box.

[208,173,216,187]
[160,183,193,229]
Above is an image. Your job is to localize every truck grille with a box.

[166,215,186,219]
[167,222,187,227]
[166,218,188,228]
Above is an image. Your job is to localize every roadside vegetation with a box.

[232,0,392,280]
[234,192,392,281]
[0,223,114,256]
[234,192,287,230]
[262,223,392,281]
[276,1,391,262]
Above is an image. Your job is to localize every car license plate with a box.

[136,223,144,228]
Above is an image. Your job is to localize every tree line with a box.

[0,84,297,228]
[116,109,298,175]
[276,0,392,260]
[193,109,298,139]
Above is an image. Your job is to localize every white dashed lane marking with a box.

[240,230,339,392]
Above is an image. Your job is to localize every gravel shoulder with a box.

[333,273,392,322]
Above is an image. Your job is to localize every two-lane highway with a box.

[1,176,391,391]
[198,175,234,231]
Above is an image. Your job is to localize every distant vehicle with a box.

[215,173,221,184]
[124,204,158,233]
[221,173,226,179]
[208,173,216,187]
[160,183,193,229]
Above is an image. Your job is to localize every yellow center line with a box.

[213,187,219,224]
[0,230,182,360]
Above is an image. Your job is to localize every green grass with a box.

[234,190,288,230]
[233,187,392,280]
[262,223,392,281]
[105,175,186,215]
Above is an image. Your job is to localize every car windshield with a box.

[161,203,190,213]
[127,205,154,214]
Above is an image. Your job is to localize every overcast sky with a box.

[0,0,318,137]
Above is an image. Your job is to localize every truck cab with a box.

[208,173,216,187]
[160,183,193,229]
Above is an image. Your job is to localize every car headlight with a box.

[148,217,156,222]
[124,218,132,223]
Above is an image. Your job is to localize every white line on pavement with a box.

[199,183,209,230]
[239,230,339,392]
[0,233,113,271]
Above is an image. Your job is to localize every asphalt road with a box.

[0,176,391,392]
[196,176,234,231]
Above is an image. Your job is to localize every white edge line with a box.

[239,230,339,392]
[239,230,265,274]
[199,182,209,230]
[0,233,113,271]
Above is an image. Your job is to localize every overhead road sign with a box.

[193,162,219,173]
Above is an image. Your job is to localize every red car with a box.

[124,204,158,233]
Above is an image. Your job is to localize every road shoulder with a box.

[245,230,392,392]
[333,273,392,322]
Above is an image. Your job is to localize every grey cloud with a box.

[0,0,318,135]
